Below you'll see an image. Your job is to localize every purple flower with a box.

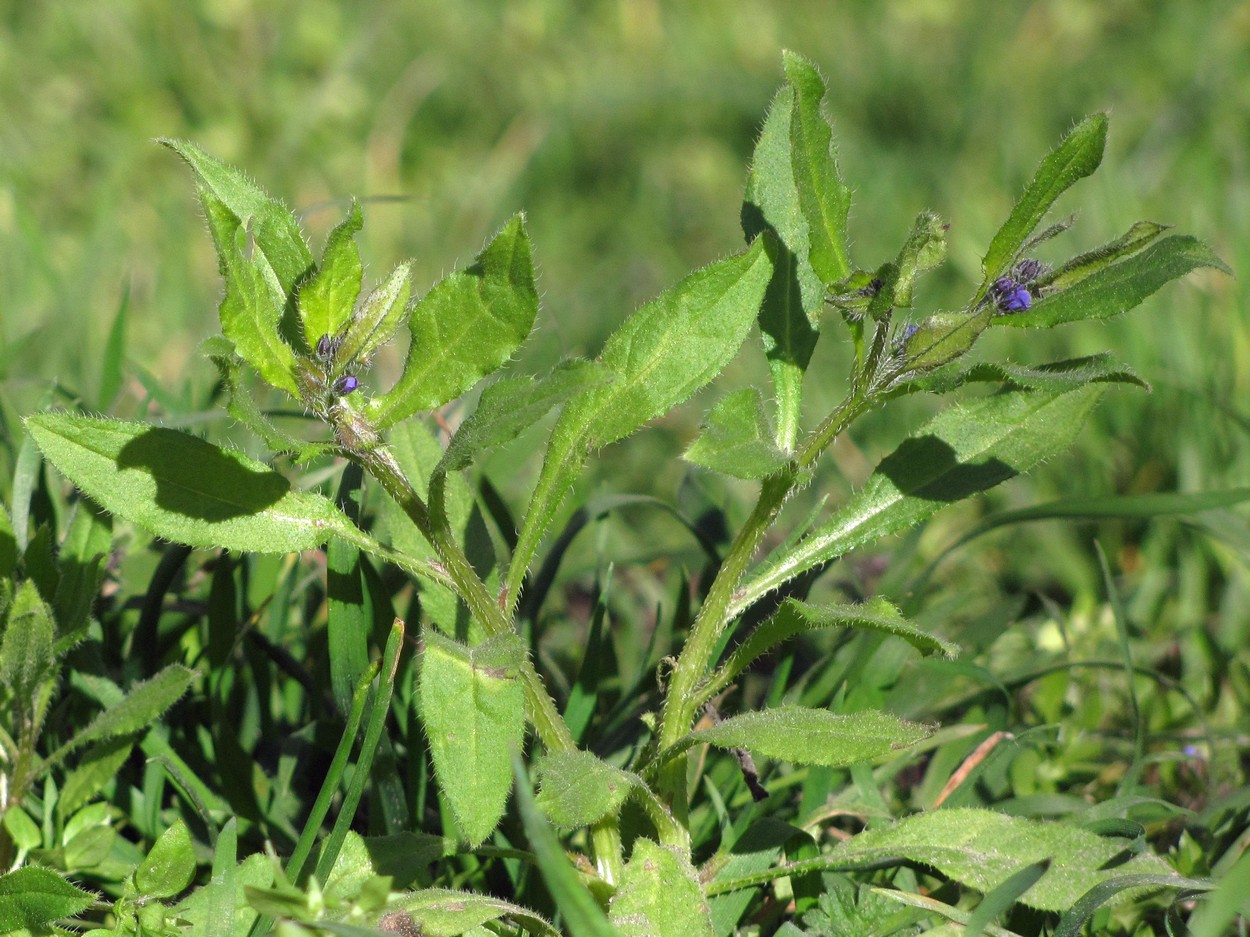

[991,276,1032,313]
[333,374,359,395]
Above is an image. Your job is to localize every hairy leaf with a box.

[0,866,95,931]
[299,200,364,347]
[684,388,790,480]
[535,750,639,831]
[610,839,713,937]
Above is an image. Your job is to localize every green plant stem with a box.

[352,445,577,759]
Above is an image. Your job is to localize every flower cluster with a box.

[990,257,1049,314]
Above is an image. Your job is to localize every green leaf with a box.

[134,820,196,900]
[417,630,526,846]
[391,888,559,937]
[535,751,638,831]
[783,49,853,288]
[902,354,1145,397]
[99,286,129,408]
[368,213,538,429]
[205,818,239,937]
[742,80,819,449]
[684,388,790,480]
[0,580,57,705]
[51,665,194,765]
[892,210,948,308]
[980,113,1107,292]
[1037,220,1170,291]
[0,505,15,579]
[1054,873,1215,937]
[203,195,301,396]
[900,305,994,374]
[298,200,364,348]
[734,385,1105,615]
[831,808,1181,912]
[513,754,622,937]
[161,138,313,304]
[610,839,714,937]
[690,706,932,768]
[59,739,134,821]
[333,260,413,370]
[704,598,957,706]
[0,866,95,930]
[997,235,1230,329]
[173,852,271,937]
[507,239,772,608]
[964,859,1051,936]
[26,413,356,553]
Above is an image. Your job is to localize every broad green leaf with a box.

[783,49,853,288]
[980,114,1107,292]
[733,385,1105,616]
[173,852,271,937]
[26,413,356,553]
[0,866,95,930]
[161,138,313,303]
[535,751,638,831]
[135,820,196,900]
[705,598,957,705]
[831,808,1179,912]
[998,235,1229,329]
[892,210,948,308]
[610,838,713,937]
[417,630,526,846]
[368,213,538,429]
[684,388,790,480]
[391,888,559,937]
[334,260,413,370]
[513,754,621,937]
[203,195,301,396]
[507,240,772,609]
[690,706,932,768]
[50,665,194,765]
[299,200,364,347]
[1037,220,1170,291]
[742,81,819,449]
[0,580,56,705]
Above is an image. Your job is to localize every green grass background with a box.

[2,0,1247,749]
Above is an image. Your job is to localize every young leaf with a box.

[0,580,57,706]
[535,750,639,831]
[506,240,772,609]
[892,210,948,308]
[979,113,1107,293]
[161,138,313,302]
[26,412,357,554]
[417,630,527,846]
[368,213,538,430]
[830,808,1179,912]
[899,305,995,374]
[689,706,932,768]
[783,49,853,288]
[333,260,413,370]
[203,195,301,396]
[134,819,196,899]
[610,838,714,937]
[684,388,790,480]
[733,385,1106,616]
[299,200,364,347]
[1036,220,1170,291]
[997,235,1229,329]
[0,866,95,931]
[901,354,1145,397]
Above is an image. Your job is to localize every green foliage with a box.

[6,46,1240,937]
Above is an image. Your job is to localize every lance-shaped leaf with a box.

[506,240,772,608]
[610,839,714,937]
[997,235,1229,329]
[703,598,957,705]
[298,200,364,347]
[368,213,538,429]
[333,260,413,369]
[899,354,1145,397]
[830,808,1178,912]
[732,385,1105,616]
[1036,220,1169,292]
[417,630,527,846]
[688,706,932,768]
[900,305,995,374]
[204,196,301,396]
[980,114,1107,294]
[26,412,356,554]
[161,138,313,301]
[684,387,790,480]
[784,49,853,288]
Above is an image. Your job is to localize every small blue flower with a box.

[991,276,1032,313]
[333,374,360,395]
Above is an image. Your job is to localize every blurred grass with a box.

[2,0,1248,645]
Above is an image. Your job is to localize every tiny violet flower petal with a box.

[333,374,360,395]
